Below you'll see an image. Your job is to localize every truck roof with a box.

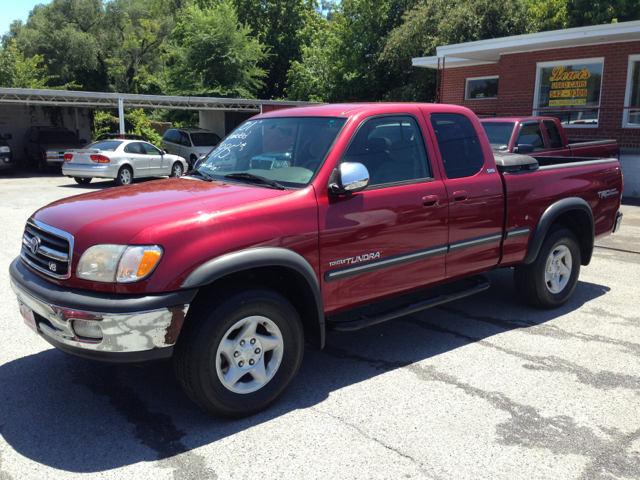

[257,103,476,118]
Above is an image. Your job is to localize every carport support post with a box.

[118,98,125,139]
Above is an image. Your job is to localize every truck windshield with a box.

[195,117,347,188]
[481,122,516,151]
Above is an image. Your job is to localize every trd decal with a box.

[598,188,619,198]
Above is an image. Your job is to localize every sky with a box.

[1,0,50,38]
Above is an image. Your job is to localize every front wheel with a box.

[115,166,133,186]
[514,227,581,309]
[173,288,304,418]
[74,177,92,185]
[170,162,183,177]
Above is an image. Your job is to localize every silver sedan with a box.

[61,139,189,186]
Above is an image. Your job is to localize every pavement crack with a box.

[310,408,441,479]
[403,315,640,391]
[437,306,640,356]
[579,426,640,480]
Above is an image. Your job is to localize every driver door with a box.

[142,142,166,175]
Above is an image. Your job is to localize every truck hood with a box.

[33,177,292,248]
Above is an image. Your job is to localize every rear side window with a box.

[191,132,222,147]
[543,120,563,149]
[180,133,191,147]
[163,129,180,144]
[341,116,430,186]
[517,123,546,151]
[430,114,484,179]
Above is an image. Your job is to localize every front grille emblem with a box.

[30,236,41,255]
[49,262,57,272]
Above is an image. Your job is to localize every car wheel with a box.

[74,177,92,185]
[38,154,49,174]
[115,166,133,186]
[170,162,183,177]
[514,227,581,309]
[173,287,304,418]
[190,154,197,168]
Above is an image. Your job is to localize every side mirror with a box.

[164,149,169,154]
[80,139,87,145]
[4,134,12,140]
[514,144,534,153]
[328,162,370,195]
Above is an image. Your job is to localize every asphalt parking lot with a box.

[0,170,639,480]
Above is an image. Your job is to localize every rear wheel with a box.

[115,166,133,186]
[514,227,581,309]
[190,154,198,168]
[170,162,183,177]
[173,287,304,418]
[74,177,92,185]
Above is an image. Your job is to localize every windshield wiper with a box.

[224,173,285,190]
[189,170,214,181]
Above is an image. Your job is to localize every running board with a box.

[326,275,490,332]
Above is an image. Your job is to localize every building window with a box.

[533,58,604,128]
[623,55,640,128]
[465,76,499,100]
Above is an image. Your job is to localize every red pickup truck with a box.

[481,116,619,159]
[9,104,623,417]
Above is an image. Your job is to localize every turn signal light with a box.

[63,154,73,162]
[90,155,110,163]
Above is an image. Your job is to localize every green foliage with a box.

[92,109,163,145]
[565,0,640,27]
[168,2,268,98]
[379,0,530,101]
[0,40,55,88]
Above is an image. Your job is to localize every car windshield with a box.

[190,132,221,147]
[86,141,123,151]
[40,131,79,144]
[481,122,516,151]
[195,117,347,188]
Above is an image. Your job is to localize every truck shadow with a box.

[0,268,611,473]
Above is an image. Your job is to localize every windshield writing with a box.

[196,117,346,188]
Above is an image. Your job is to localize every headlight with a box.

[77,245,163,283]
[0,146,9,153]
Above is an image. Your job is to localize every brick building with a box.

[412,21,640,197]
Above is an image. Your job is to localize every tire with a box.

[514,227,581,309]
[190,155,197,168]
[38,155,49,174]
[173,287,304,418]
[170,162,183,177]
[74,177,92,185]
[115,166,133,186]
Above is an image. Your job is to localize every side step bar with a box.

[326,275,490,332]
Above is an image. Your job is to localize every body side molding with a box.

[522,197,594,266]
[181,247,325,347]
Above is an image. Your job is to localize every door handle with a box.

[422,195,439,207]
[453,190,468,202]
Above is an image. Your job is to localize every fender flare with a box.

[522,197,594,265]
[181,247,325,347]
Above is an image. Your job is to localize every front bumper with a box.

[9,258,198,363]
[0,153,13,170]
[62,163,117,179]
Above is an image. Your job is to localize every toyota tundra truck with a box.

[481,116,619,158]
[9,104,623,418]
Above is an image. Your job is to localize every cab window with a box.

[341,116,430,186]
[430,114,484,179]
[517,123,546,151]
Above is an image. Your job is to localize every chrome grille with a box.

[20,219,74,280]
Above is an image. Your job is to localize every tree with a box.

[10,0,173,93]
[380,0,530,101]
[168,2,268,98]
[0,40,53,88]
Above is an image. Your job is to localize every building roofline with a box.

[0,88,318,111]
[413,20,640,67]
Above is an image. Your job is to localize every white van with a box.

[161,128,222,168]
